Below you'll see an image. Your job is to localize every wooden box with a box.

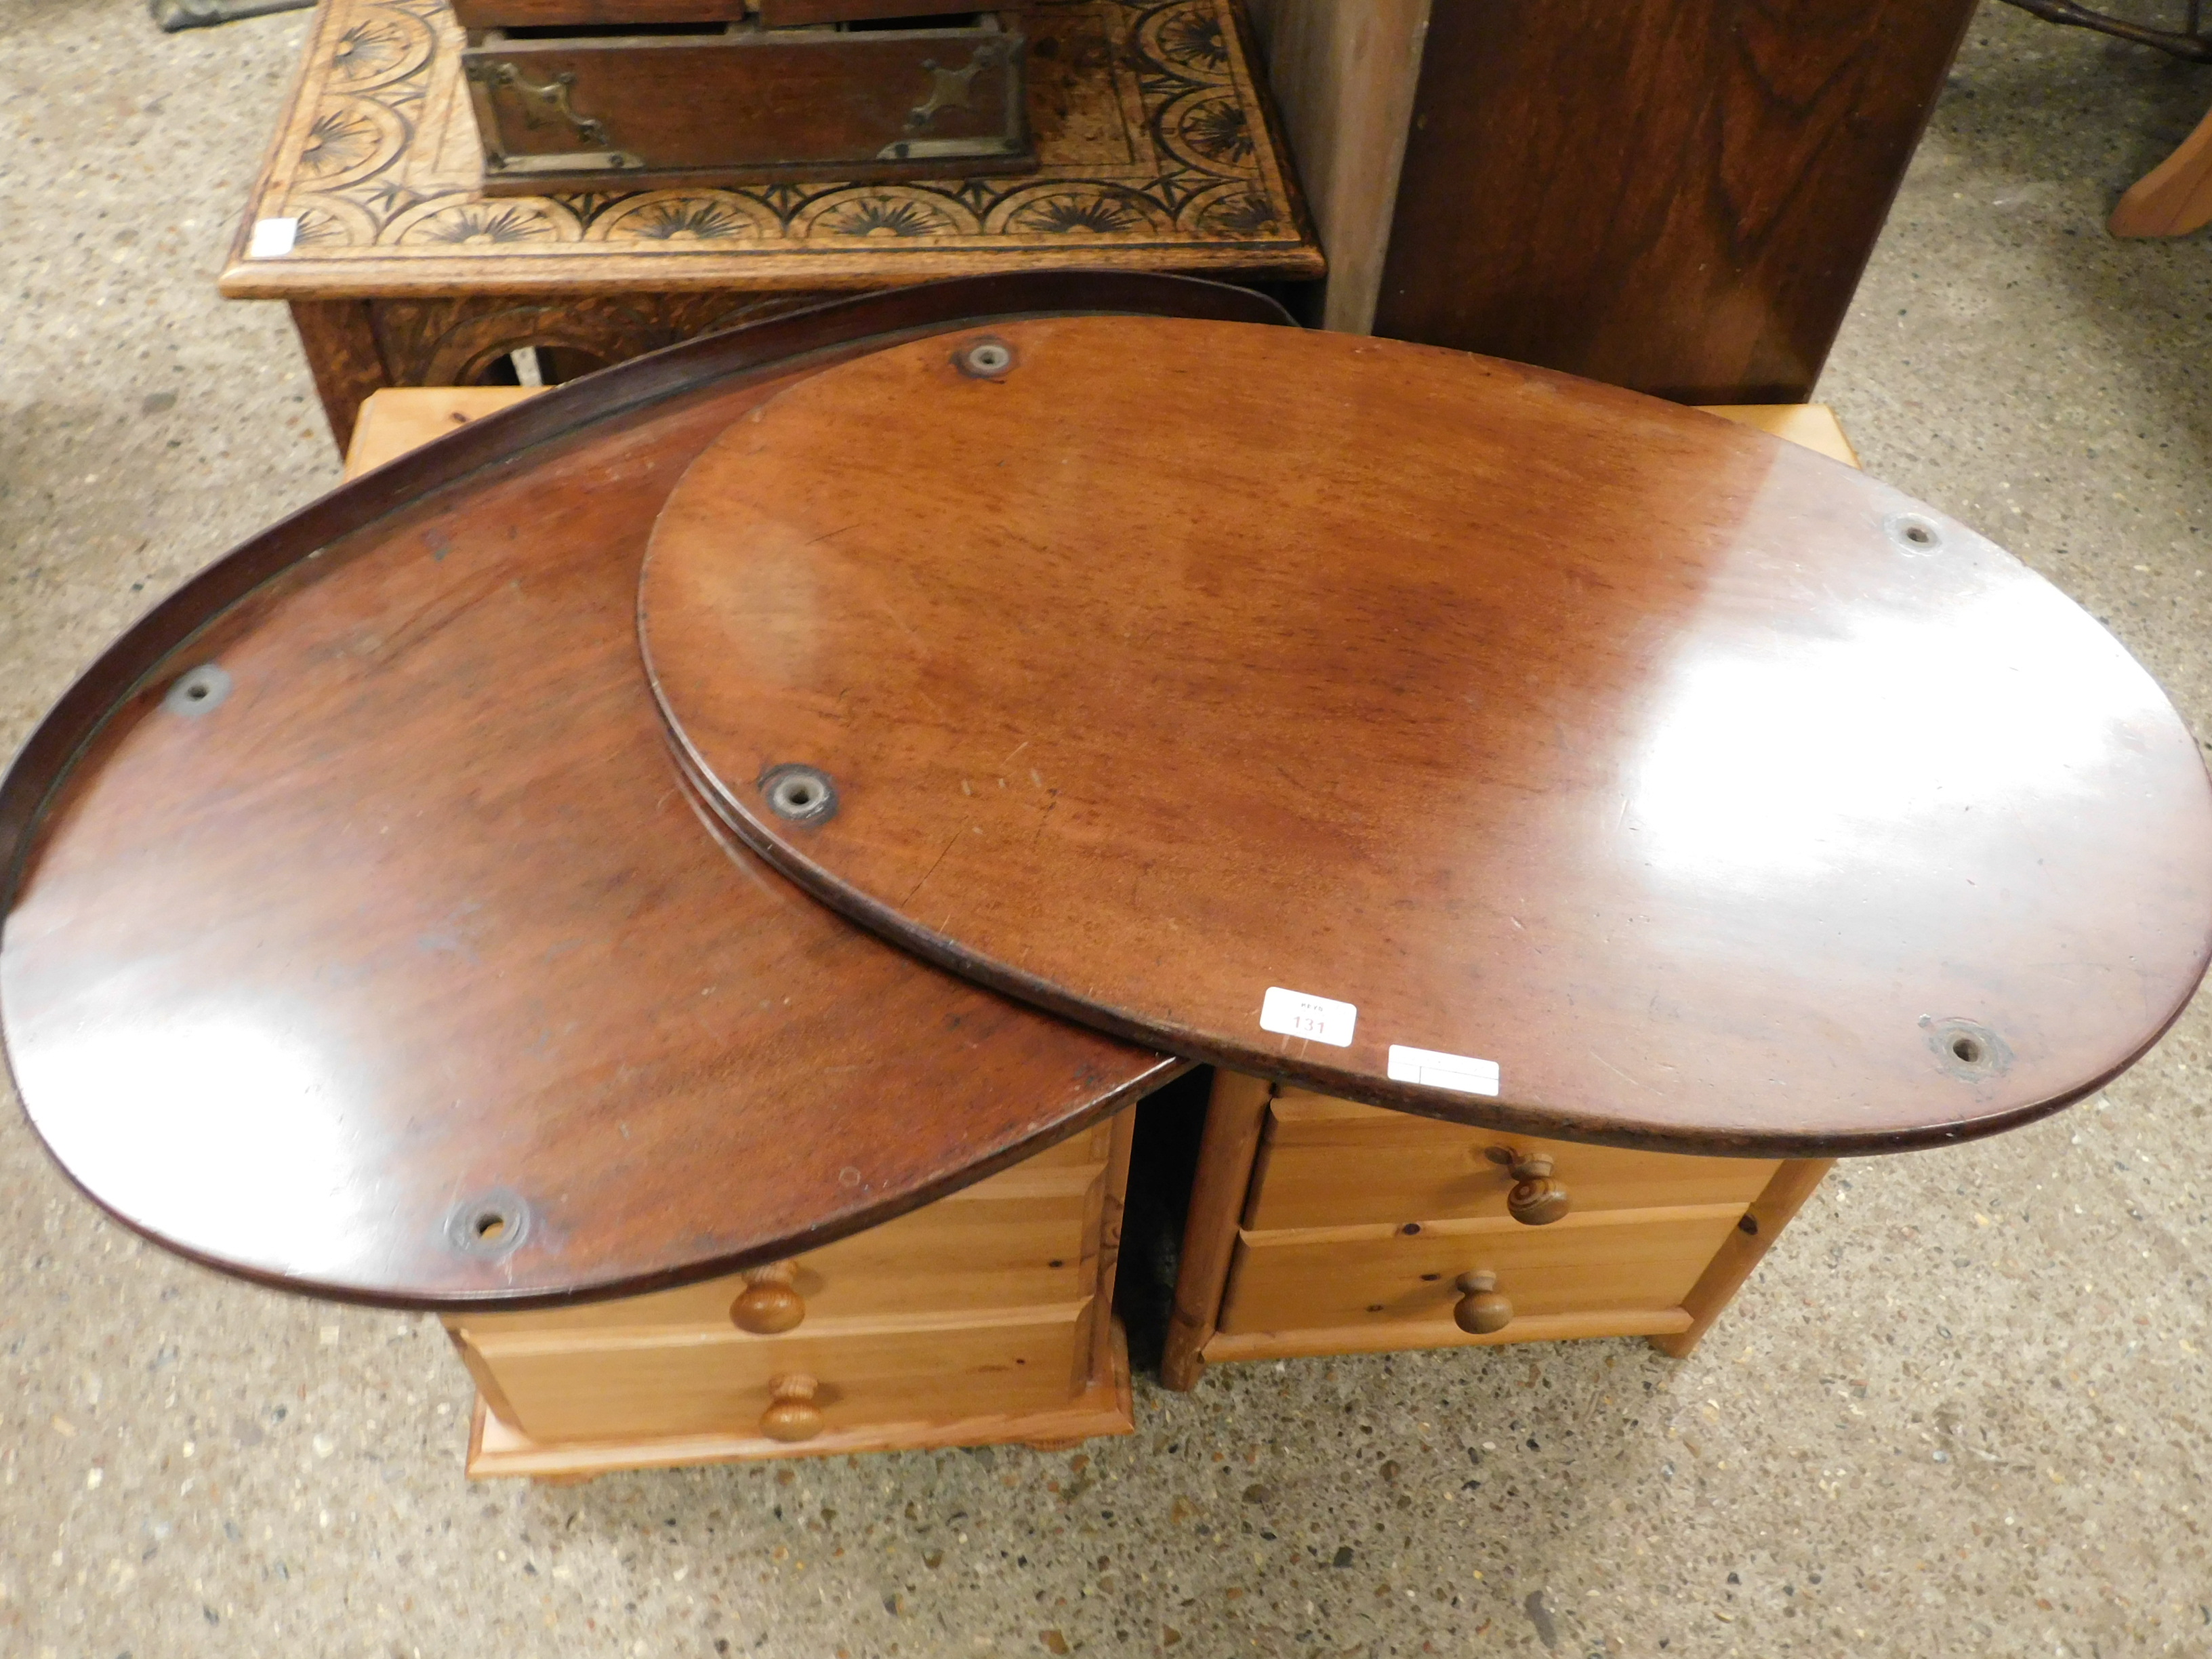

[463,12,1033,194]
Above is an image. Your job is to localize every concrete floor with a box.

[5,1,2212,1654]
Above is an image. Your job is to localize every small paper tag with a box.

[248,217,299,259]
[1388,1044,1501,1097]
[1259,986,1357,1048]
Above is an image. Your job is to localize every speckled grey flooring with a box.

[6,3,2212,1655]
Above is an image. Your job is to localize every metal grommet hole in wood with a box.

[955,336,1016,379]
[163,663,232,716]
[447,1191,530,1256]
[760,764,838,825]
[1920,1015,2010,1080]
[1885,511,1944,554]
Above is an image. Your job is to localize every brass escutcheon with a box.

[478,62,611,148]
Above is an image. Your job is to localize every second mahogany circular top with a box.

[639,315,2212,1156]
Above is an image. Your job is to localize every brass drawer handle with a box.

[1454,1271,1513,1334]
[1487,1147,1572,1226]
[760,1374,824,1443]
[730,1261,806,1334]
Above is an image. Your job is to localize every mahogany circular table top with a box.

[641,315,2212,1157]
[0,282,1300,1309]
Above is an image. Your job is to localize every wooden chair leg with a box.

[2111,98,2212,237]
[1159,1070,1272,1391]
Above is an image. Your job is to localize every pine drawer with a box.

[1246,1088,1779,1231]
[1216,1206,1744,1343]
[457,1303,1090,1443]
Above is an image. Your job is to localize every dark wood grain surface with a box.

[1372,0,1978,403]
[641,315,2212,1156]
[0,278,1293,1310]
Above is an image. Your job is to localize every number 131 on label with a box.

[1258,986,1357,1048]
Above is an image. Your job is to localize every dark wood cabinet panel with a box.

[1372,0,1978,403]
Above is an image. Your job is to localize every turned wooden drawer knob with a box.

[1454,1271,1513,1335]
[730,1261,806,1334]
[1490,1149,1571,1227]
[760,1374,824,1442]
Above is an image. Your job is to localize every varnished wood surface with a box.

[344,385,541,475]
[443,0,998,26]
[1246,1090,1778,1232]
[1216,1207,1742,1334]
[449,0,749,26]
[0,279,1294,1310]
[464,18,1033,195]
[218,0,1320,301]
[455,1301,1094,1442]
[1200,1307,1691,1364]
[1372,0,1978,403]
[761,0,1032,26]
[641,315,2212,1156]
[462,1322,1134,1479]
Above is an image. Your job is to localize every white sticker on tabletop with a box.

[1259,986,1357,1048]
[248,217,299,259]
[1388,1044,1501,1097]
